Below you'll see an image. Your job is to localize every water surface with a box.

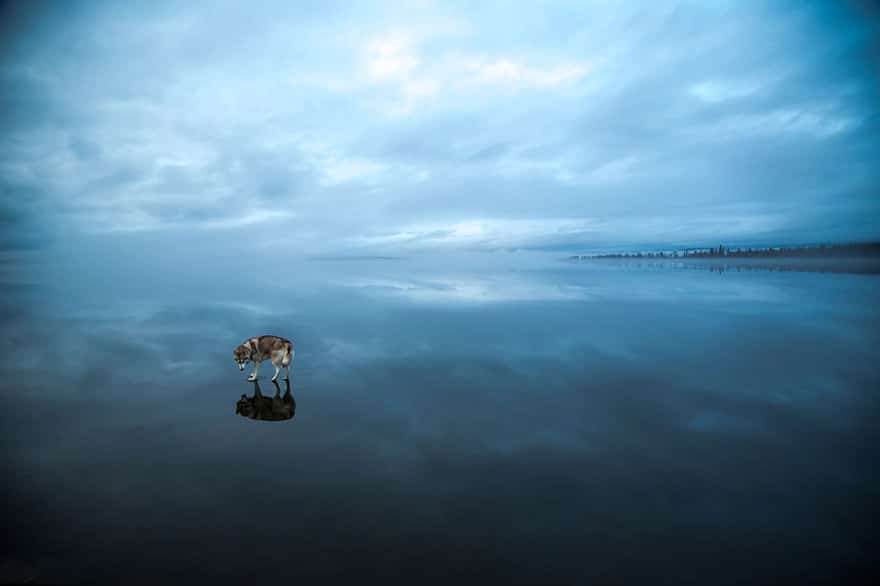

[2,254,877,583]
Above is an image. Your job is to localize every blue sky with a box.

[1,0,878,254]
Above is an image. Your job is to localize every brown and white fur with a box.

[233,335,294,382]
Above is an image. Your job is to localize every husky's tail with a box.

[282,341,294,367]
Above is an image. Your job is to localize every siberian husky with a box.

[233,335,295,382]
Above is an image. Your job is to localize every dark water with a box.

[2,254,878,584]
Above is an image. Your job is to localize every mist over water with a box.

[2,251,877,583]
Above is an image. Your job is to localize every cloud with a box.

[0,0,877,253]
[462,57,591,88]
[365,36,419,80]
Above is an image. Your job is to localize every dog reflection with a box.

[235,380,296,422]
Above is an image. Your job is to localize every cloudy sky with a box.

[1,0,878,254]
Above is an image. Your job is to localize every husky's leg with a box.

[284,349,294,381]
[248,360,261,381]
[270,349,284,382]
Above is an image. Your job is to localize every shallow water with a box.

[2,254,878,583]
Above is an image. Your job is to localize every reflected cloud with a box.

[335,262,795,305]
[341,275,588,303]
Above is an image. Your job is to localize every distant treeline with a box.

[571,242,880,260]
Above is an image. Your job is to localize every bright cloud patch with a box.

[464,58,591,88]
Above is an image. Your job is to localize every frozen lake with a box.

[2,252,878,583]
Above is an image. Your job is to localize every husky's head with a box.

[235,393,254,416]
[233,343,252,371]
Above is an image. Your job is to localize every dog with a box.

[233,335,294,382]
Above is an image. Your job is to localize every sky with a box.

[1,0,878,255]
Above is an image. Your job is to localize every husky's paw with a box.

[247,375,257,382]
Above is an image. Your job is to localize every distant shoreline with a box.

[565,242,880,274]
[568,242,880,261]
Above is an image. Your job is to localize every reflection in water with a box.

[235,380,296,422]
